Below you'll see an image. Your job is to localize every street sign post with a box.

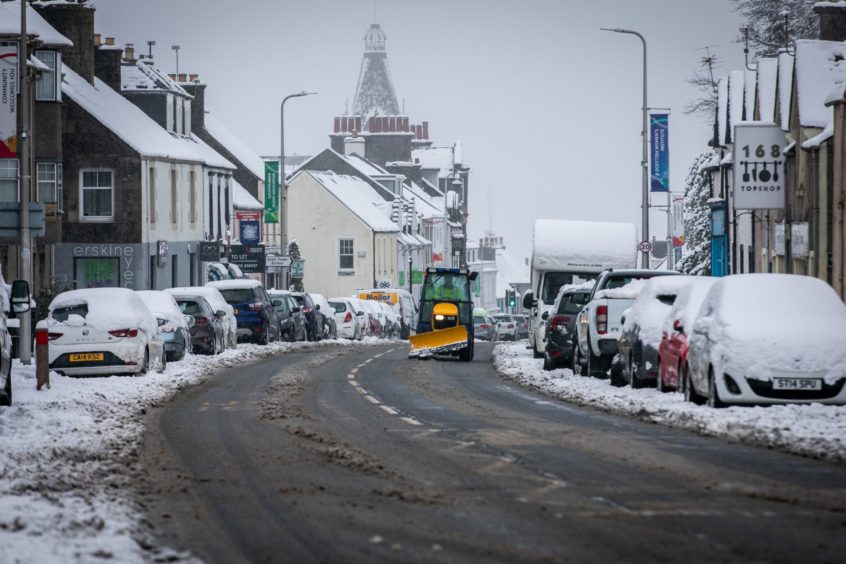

[266,254,291,268]
[639,240,652,254]
[732,123,786,210]
[290,258,304,279]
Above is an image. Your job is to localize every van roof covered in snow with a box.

[531,219,638,272]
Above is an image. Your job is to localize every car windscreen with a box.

[542,272,597,304]
[330,302,346,313]
[603,275,656,290]
[495,315,513,322]
[473,316,486,324]
[558,291,591,314]
[177,300,203,315]
[51,303,89,321]
[422,272,471,302]
[218,288,256,305]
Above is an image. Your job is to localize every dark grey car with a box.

[473,315,496,341]
[543,288,591,371]
[270,291,307,342]
[174,295,226,355]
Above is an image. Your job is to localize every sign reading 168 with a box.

[741,144,781,159]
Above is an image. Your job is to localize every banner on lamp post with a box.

[671,194,685,247]
[650,113,669,192]
[0,42,19,158]
[264,161,279,223]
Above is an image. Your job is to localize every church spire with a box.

[352,23,400,119]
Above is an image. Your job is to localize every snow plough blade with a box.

[408,325,469,358]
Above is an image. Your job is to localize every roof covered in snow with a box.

[532,219,638,272]
[62,64,234,168]
[302,171,399,232]
[744,69,757,121]
[728,70,746,141]
[716,76,728,146]
[778,51,795,130]
[756,58,779,122]
[412,146,456,178]
[203,112,266,180]
[1,1,73,46]
[232,180,263,210]
[794,39,846,128]
[121,59,190,97]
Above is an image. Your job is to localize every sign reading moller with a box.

[0,42,19,158]
[733,123,786,209]
[649,113,669,192]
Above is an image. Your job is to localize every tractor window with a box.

[422,273,471,302]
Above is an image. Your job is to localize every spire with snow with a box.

[352,24,401,119]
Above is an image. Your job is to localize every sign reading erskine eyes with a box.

[732,123,786,210]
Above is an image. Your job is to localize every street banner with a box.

[650,113,669,192]
[264,161,279,223]
[0,43,18,158]
[671,194,685,247]
[733,123,786,209]
[239,220,260,246]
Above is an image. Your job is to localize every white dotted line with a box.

[347,349,421,427]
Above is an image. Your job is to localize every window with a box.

[184,100,192,135]
[74,257,119,288]
[35,50,61,101]
[339,238,354,270]
[175,97,184,135]
[0,159,18,202]
[170,169,177,224]
[80,169,113,221]
[189,169,196,223]
[147,166,157,223]
[37,162,63,207]
[166,94,174,133]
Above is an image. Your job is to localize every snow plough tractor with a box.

[408,268,477,361]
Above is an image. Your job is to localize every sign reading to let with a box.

[229,244,265,273]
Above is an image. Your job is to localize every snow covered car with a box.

[686,274,846,407]
[47,288,166,376]
[168,294,227,355]
[473,313,496,341]
[269,290,307,342]
[308,293,337,339]
[347,297,371,338]
[329,298,361,340]
[360,300,384,337]
[0,271,31,406]
[137,290,193,362]
[166,286,237,349]
[657,277,717,393]
[207,280,280,344]
[616,276,692,388]
[379,301,399,339]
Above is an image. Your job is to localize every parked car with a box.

[473,313,496,341]
[360,299,384,338]
[166,286,237,349]
[309,293,337,339]
[171,294,227,355]
[347,298,371,338]
[379,301,399,339]
[46,288,166,376]
[686,274,846,407]
[617,276,692,388]
[513,314,529,339]
[269,290,307,342]
[492,314,518,341]
[207,279,280,344]
[329,298,362,340]
[291,292,322,341]
[356,289,417,339]
[543,284,592,371]
[0,272,31,406]
[657,277,717,393]
[137,290,193,362]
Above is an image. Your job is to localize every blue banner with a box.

[650,114,669,192]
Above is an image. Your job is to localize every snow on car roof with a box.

[136,290,181,316]
[165,286,231,310]
[663,276,717,336]
[532,219,637,271]
[49,288,156,333]
[207,279,263,290]
[625,276,692,349]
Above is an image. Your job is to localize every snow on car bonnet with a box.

[49,288,156,334]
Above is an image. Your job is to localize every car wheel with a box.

[532,341,542,359]
[157,351,167,374]
[543,351,554,371]
[630,351,643,389]
[656,359,666,393]
[260,322,270,345]
[140,348,149,375]
[707,367,725,408]
[683,363,705,405]
[2,372,12,407]
[459,339,474,362]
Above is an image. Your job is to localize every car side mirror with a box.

[184,315,195,328]
[315,304,321,311]
[541,311,549,321]
[11,280,31,314]
[215,310,227,318]
[620,315,626,325]
[292,306,301,313]
[157,317,167,327]
[673,319,683,333]
[522,292,534,310]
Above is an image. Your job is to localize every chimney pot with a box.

[815,1,846,41]
[124,43,135,61]
[168,73,177,81]
[178,73,187,82]
[93,33,101,46]
[189,73,199,82]
[105,37,115,46]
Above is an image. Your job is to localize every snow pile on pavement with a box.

[493,342,846,462]
[0,338,386,562]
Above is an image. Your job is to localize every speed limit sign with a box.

[639,240,653,254]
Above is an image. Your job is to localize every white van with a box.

[356,289,417,339]
[524,219,637,358]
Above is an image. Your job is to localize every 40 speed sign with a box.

[732,123,787,210]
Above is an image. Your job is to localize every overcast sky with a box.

[96,0,746,264]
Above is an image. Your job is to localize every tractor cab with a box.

[410,268,477,361]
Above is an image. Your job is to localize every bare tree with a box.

[732,0,819,57]
[683,49,719,120]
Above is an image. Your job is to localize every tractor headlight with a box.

[435,314,445,321]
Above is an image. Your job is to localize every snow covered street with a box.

[493,342,846,463]
[0,339,383,563]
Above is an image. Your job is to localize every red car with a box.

[657,277,716,392]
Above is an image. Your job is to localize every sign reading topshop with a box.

[228,244,265,273]
[649,113,669,192]
[264,161,279,223]
[733,123,786,210]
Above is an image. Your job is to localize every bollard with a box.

[34,322,50,391]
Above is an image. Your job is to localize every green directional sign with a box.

[264,161,279,223]
[291,258,304,279]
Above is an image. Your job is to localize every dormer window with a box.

[35,50,61,102]
[184,99,192,135]
[166,94,174,133]
[175,97,184,135]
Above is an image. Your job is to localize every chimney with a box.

[34,1,96,82]
[95,44,122,91]
[334,117,341,133]
[93,33,101,46]
[124,43,135,61]
[178,73,187,83]
[815,1,846,41]
[188,73,199,82]
[181,81,206,131]
[422,121,429,140]
[105,37,115,46]
[344,135,366,158]
[168,73,177,81]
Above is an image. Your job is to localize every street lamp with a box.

[171,44,180,76]
[408,255,413,296]
[279,91,317,288]
[601,27,649,268]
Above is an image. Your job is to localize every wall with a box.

[287,173,375,297]
[141,159,205,243]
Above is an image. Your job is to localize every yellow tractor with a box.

[408,268,476,361]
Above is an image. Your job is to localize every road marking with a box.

[350,368,358,374]
[347,374,355,380]
[356,386,367,395]
[364,358,373,364]
[374,353,384,358]
[400,416,422,426]
[379,405,399,415]
[349,381,360,388]
[364,394,381,405]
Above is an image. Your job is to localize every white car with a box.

[686,274,846,407]
[347,297,371,337]
[361,300,386,336]
[492,314,518,341]
[379,301,399,339]
[47,288,166,376]
[137,290,193,362]
[166,286,237,348]
[308,293,336,339]
[329,298,362,340]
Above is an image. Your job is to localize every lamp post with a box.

[171,44,180,76]
[601,27,649,268]
[408,255,413,296]
[279,91,316,288]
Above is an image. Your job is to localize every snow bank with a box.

[0,339,386,562]
[532,219,637,272]
[493,342,846,462]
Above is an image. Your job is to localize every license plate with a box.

[773,377,822,391]
[233,309,238,315]
[69,352,105,362]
